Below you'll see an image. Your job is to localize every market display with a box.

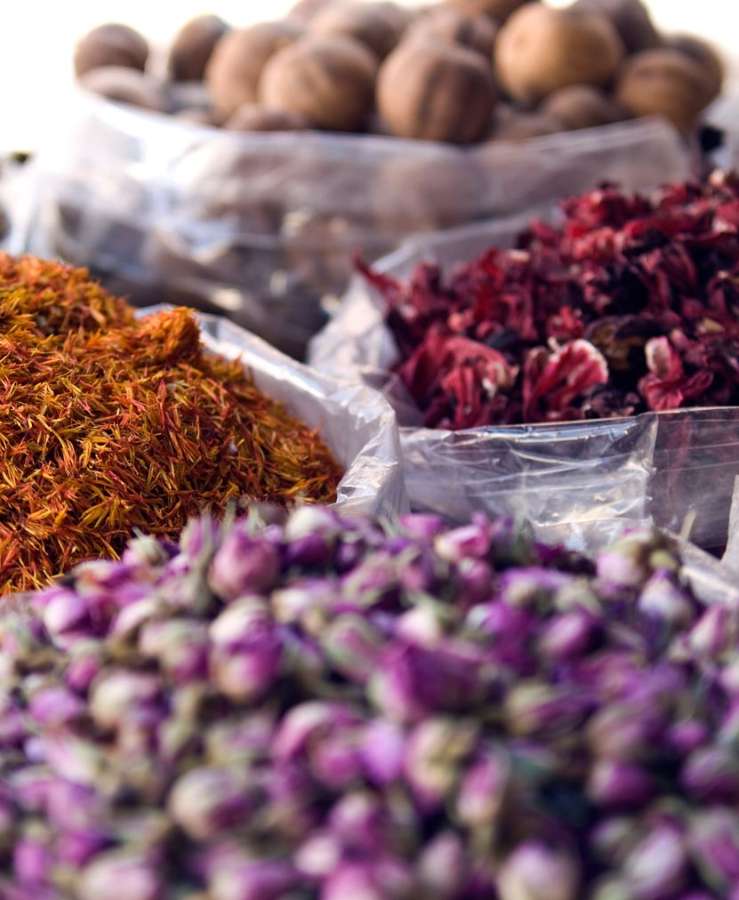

[359,171,739,430]
[0,256,342,593]
[73,0,723,143]
[1,507,738,897]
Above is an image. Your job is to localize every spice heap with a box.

[2,506,739,897]
[0,256,341,592]
[362,171,739,429]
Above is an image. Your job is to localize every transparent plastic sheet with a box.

[143,305,407,518]
[310,219,739,552]
[0,156,32,257]
[20,92,689,358]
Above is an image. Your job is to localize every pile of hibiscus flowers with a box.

[361,171,739,430]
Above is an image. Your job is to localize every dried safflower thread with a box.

[361,171,739,429]
[0,509,737,897]
[0,256,341,592]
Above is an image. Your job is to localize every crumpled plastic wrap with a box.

[21,92,689,358]
[144,305,407,518]
[310,218,739,552]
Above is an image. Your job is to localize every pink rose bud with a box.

[497,843,580,900]
[208,527,279,599]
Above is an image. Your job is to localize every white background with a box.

[4,0,737,151]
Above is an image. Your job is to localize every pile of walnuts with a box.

[75,0,723,145]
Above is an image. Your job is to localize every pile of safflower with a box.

[0,255,341,593]
[2,506,739,898]
[361,170,739,429]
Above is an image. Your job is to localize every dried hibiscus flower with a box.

[360,171,739,428]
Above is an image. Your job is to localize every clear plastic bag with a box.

[147,306,407,518]
[310,218,739,552]
[21,92,689,358]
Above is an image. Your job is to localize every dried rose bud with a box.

[597,532,678,590]
[434,517,493,563]
[205,713,276,766]
[208,858,299,900]
[273,702,361,762]
[13,833,52,886]
[65,642,105,693]
[28,685,85,727]
[342,553,401,607]
[89,670,161,731]
[322,862,386,900]
[359,718,406,786]
[78,850,163,900]
[404,718,478,810]
[399,514,445,543]
[587,760,654,808]
[56,828,110,867]
[504,682,587,739]
[638,571,695,628]
[310,731,364,790]
[138,618,209,681]
[122,534,174,569]
[497,842,580,900]
[271,579,336,625]
[41,588,91,644]
[322,859,415,900]
[209,598,282,702]
[328,791,386,853]
[456,558,494,605]
[168,766,254,841]
[689,605,738,659]
[666,719,709,755]
[455,749,510,827]
[296,830,342,879]
[623,825,688,899]
[285,506,341,543]
[208,527,279,599]
[689,809,739,891]
[322,614,384,682]
[538,610,597,662]
[180,515,220,561]
[587,703,660,761]
[41,734,106,786]
[396,605,445,647]
[418,831,467,898]
[44,779,101,833]
[591,817,641,864]
[496,568,572,608]
[370,640,484,723]
[682,746,739,801]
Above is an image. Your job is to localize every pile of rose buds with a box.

[2,506,739,898]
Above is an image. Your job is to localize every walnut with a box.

[168,15,229,82]
[206,21,304,121]
[259,35,378,132]
[377,39,497,143]
[406,7,498,58]
[495,5,624,105]
[74,23,148,78]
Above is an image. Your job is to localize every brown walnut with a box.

[495,5,624,105]
[259,35,378,132]
[377,39,497,143]
[206,21,305,121]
